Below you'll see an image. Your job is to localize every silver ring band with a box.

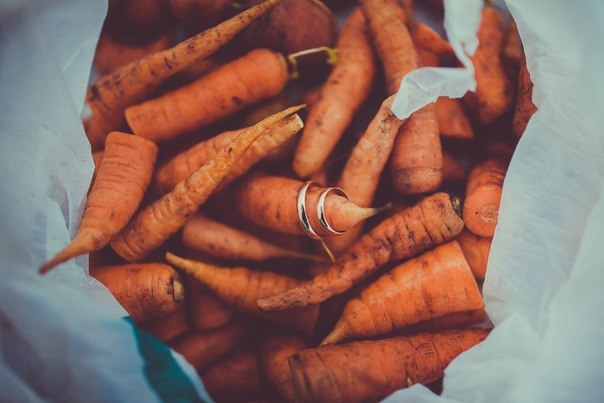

[317,187,351,236]
[296,181,322,240]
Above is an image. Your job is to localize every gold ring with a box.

[296,181,322,240]
[316,187,350,236]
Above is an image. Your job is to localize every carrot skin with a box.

[202,351,263,402]
[140,306,190,342]
[442,151,466,183]
[259,336,308,402]
[512,57,537,138]
[435,97,474,140]
[93,33,172,75]
[397,309,487,336]
[503,17,522,66]
[457,229,491,280]
[186,277,234,330]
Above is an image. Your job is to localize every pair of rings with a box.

[296,181,351,240]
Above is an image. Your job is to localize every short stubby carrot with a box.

[235,173,381,237]
[457,229,492,280]
[153,114,303,194]
[93,33,172,75]
[126,48,289,142]
[39,132,157,274]
[322,241,484,344]
[140,307,189,342]
[512,57,537,138]
[202,351,263,402]
[463,158,507,237]
[259,336,308,402]
[90,263,184,323]
[166,253,320,335]
[434,97,475,140]
[110,106,303,262]
[257,192,464,311]
[292,8,376,178]
[289,329,489,403]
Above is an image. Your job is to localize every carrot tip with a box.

[320,324,346,345]
[173,278,185,303]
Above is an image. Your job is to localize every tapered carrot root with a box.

[464,7,513,124]
[183,214,323,262]
[170,321,249,371]
[435,97,474,140]
[235,173,382,237]
[463,159,507,237]
[166,253,320,334]
[512,57,537,138]
[90,263,184,322]
[292,8,376,178]
[457,229,491,280]
[86,0,284,142]
[290,329,489,403]
[153,114,303,194]
[93,33,172,75]
[188,281,234,331]
[140,307,189,342]
[259,336,308,402]
[39,132,157,274]
[322,242,484,344]
[399,309,487,336]
[126,48,289,142]
[257,193,464,311]
[110,105,304,262]
[202,351,263,402]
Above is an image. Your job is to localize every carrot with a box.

[463,158,507,237]
[166,253,320,334]
[187,278,234,330]
[90,263,184,322]
[235,172,381,237]
[322,241,484,344]
[441,151,466,183]
[93,33,172,75]
[110,105,303,262]
[83,116,106,151]
[153,114,303,194]
[169,0,232,29]
[290,329,489,403]
[464,7,513,124]
[91,150,104,168]
[39,132,157,274]
[398,309,487,336]
[434,97,475,139]
[125,48,289,142]
[183,214,323,262]
[457,229,491,280]
[410,22,453,59]
[259,335,308,402]
[512,57,537,138]
[292,8,376,178]
[503,17,522,66]
[85,0,283,141]
[170,321,249,371]
[202,351,263,402]
[140,306,189,342]
[117,0,172,33]
[257,192,465,311]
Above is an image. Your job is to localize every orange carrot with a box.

[202,351,263,402]
[235,172,381,237]
[322,242,484,344]
[169,0,232,29]
[434,97,475,139]
[457,229,491,280]
[86,0,283,141]
[183,214,323,262]
[166,253,320,334]
[512,57,537,138]
[91,150,104,168]
[110,105,303,262]
[39,132,157,274]
[410,22,453,59]
[170,321,249,371]
[503,17,522,66]
[290,329,489,403]
[259,336,308,402]
[463,158,507,237]
[83,116,106,151]
[292,8,376,178]
[90,263,184,322]
[153,114,303,194]
[140,306,189,342]
[257,192,464,311]
[187,280,234,330]
[125,48,289,142]
[464,7,513,124]
[399,309,487,336]
[93,33,172,75]
[442,151,466,183]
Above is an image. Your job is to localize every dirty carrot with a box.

[322,241,484,344]
[398,309,487,336]
[125,48,289,142]
[90,263,184,323]
[202,351,263,402]
[187,280,234,330]
[183,214,323,262]
[290,329,489,403]
[140,306,189,342]
[153,114,303,194]
[257,192,465,311]
[457,229,492,280]
[93,33,172,75]
[39,132,157,274]
[512,57,537,138]
[442,151,466,183]
[463,158,507,237]
[292,8,376,178]
[410,22,454,59]
[110,105,303,262]
[166,253,320,334]
[434,97,475,139]
[235,172,382,237]
[259,335,308,403]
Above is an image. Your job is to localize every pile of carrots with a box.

[41,0,536,401]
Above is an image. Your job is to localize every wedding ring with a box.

[316,187,351,236]
[296,181,322,240]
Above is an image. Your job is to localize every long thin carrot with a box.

[235,172,382,237]
[93,33,172,75]
[86,0,283,141]
[140,306,189,342]
[125,48,290,142]
[153,114,303,194]
[110,105,303,262]
[463,158,507,237]
[202,351,263,402]
[166,253,320,335]
[257,192,464,311]
[457,229,491,280]
[398,309,487,336]
[290,329,489,403]
[512,57,537,138]
[292,8,376,178]
[39,132,157,274]
[259,335,308,402]
[186,277,234,330]
[183,214,323,262]
[322,242,484,344]
[90,263,184,323]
